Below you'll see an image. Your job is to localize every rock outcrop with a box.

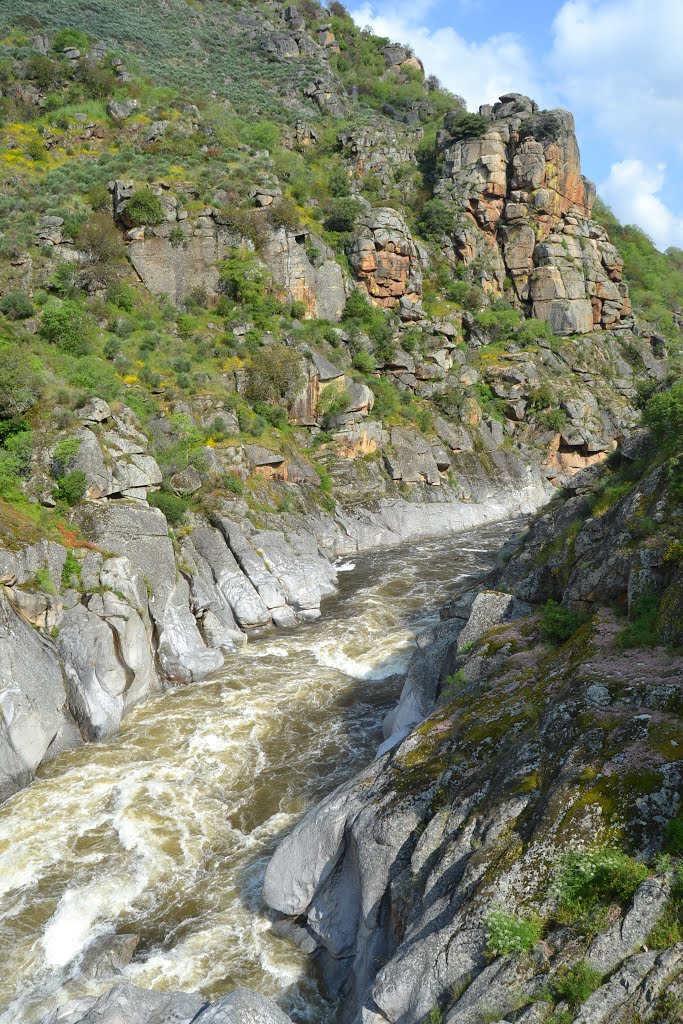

[348,208,423,311]
[41,984,292,1024]
[435,97,632,333]
[263,444,683,1024]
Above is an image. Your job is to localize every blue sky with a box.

[347,0,683,251]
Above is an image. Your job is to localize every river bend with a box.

[0,521,521,1024]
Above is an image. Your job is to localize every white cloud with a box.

[551,0,683,153]
[348,3,545,110]
[599,160,683,250]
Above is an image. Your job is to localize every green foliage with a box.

[551,961,603,1007]
[0,429,33,498]
[124,190,165,227]
[0,349,43,417]
[53,28,90,51]
[61,551,82,590]
[318,383,351,428]
[593,199,683,338]
[148,489,187,525]
[616,593,661,649]
[53,469,87,506]
[664,816,683,856]
[51,438,81,477]
[222,473,244,496]
[324,197,363,233]
[485,909,541,957]
[352,350,375,374]
[539,599,585,645]
[244,345,304,405]
[516,317,552,346]
[369,377,402,419]
[555,848,649,931]
[537,409,567,432]
[25,54,60,89]
[33,567,56,595]
[445,111,490,141]
[0,290,34,320]
[41,301,94,356]
[643,380,683,452]
[649,865,683,948]
[474,308,522,344]
[417,199,453,240]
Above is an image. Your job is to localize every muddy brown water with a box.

[0,520,523,1024]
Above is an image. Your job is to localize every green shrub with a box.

[125,190,165,227]
[41,301,93,355]
[537,409,567,432]
[649,865,683,948]
[552,961,602,1007]
[446,111,490,140]
[417,199,454,240]
[53,470,87,506]
[616,593,660,649]
[539,599,585,644]
[318,383,351,428]
[369,377,402,419]
[245,345,304,405]
[517,318,552,346]
[52,438,81,477]
[352,350,375,374]
[0,350,43,417]
[474,308,522,344]
[53,29,90,51]
[222,473,244,495]
[664,816,683,856]
[643,380,683,452]
[324,197,363,233]
[555,848,649,930]
[25,54,59,89]
[148,489,188,525]
[485,909,541,956]
[33,567,57,595]
[0,290,34,320]
[61,551,82,590]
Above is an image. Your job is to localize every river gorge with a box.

[0,521,521,1024]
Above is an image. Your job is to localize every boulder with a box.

[0,588,76,802]
[347,208,422,310]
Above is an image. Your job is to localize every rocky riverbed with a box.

[0,522,520,1024]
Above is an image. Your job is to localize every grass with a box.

[554,848,649,933]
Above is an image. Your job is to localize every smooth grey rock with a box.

[456,591,517,652]
[0,589,75,802]
[588,876,672,974]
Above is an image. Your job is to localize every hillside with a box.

[0,3,681,1024]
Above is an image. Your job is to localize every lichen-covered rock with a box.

[348,208,422,310]
[434,97,631,333]
[261,226,347,320]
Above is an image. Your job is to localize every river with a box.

[0,520,521,1024]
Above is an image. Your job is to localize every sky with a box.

[347,0,683,252]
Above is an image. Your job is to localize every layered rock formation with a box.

[348,208,423,312]
[435,96,631,333]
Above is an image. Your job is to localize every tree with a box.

[0,350,43,417]
[41,301,94,355]
[125,190,165,227]
[76,214,125,287]
[245,345,305,405]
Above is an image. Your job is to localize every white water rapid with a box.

[0,521,521,1024]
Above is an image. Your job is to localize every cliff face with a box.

[434,97,630,334]
[0,4,682,1023]
[263,436,683,1024]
